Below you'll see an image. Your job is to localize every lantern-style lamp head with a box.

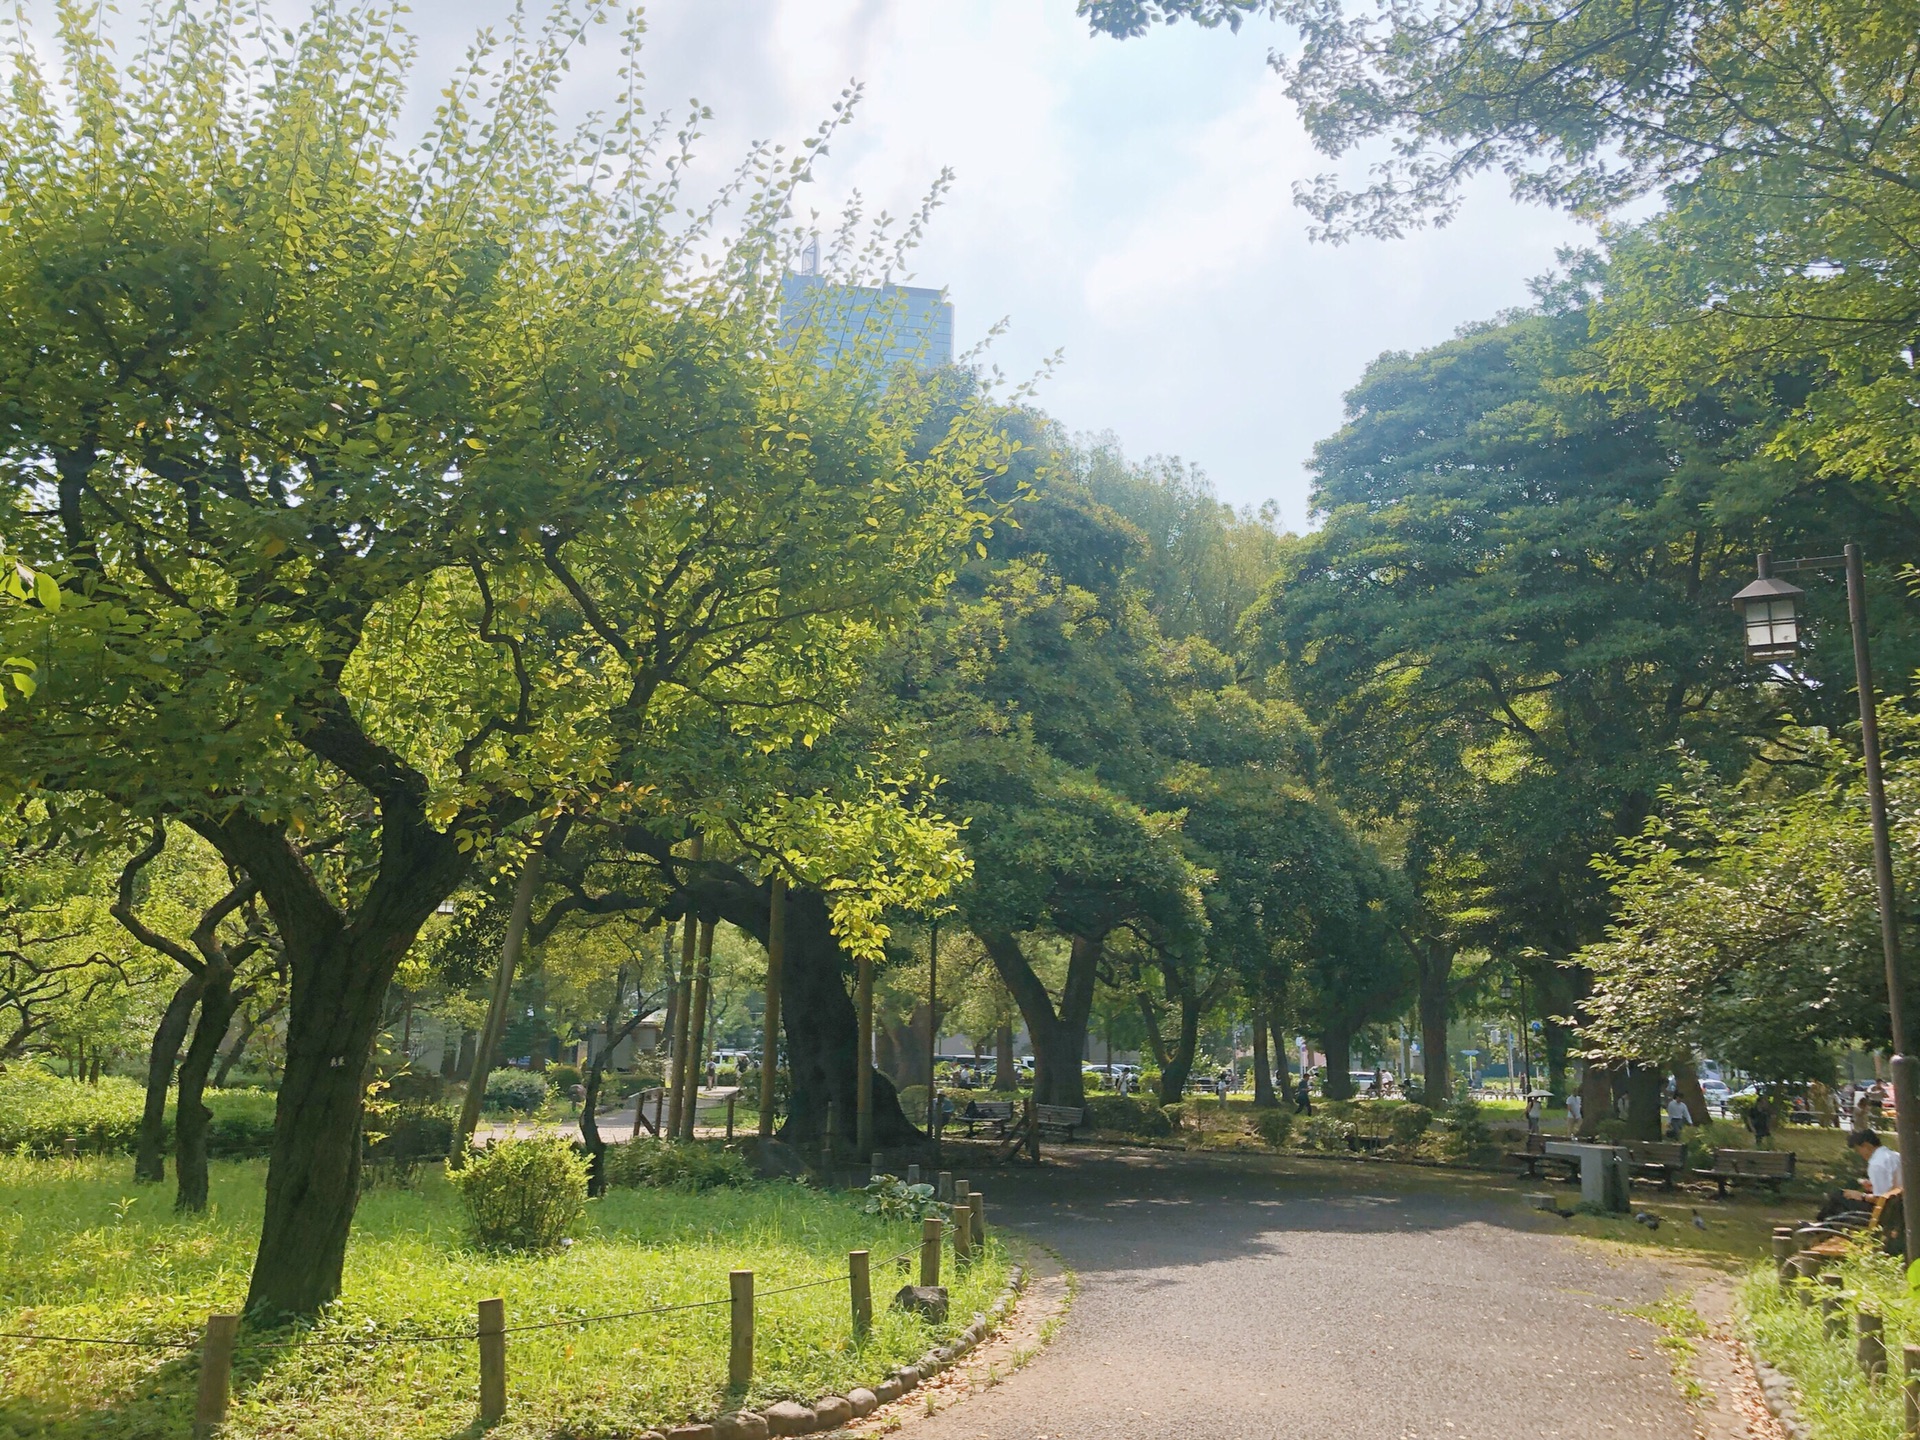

[1732,554,1805,662]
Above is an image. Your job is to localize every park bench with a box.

[1507,1133,1578,1181]
[1035,1104,1084,1142]
[1622,1140,1689,1190]
[1345,1131,1388,1155]
[961,1099,1015,1138]
[1700,1147,1797,1198]
[1790,1189,1904,1275]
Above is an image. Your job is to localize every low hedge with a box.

[0,1067,279,1155]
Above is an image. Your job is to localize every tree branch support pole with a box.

[455,847,544,1164]
[927,918,940,1158]
[681,917,716,1139]
[192,1313,239,1440]
[856,950,875,1156]
[919,1216,944,1287]
[667,835,702,1137]
[759,876,786,1139]
[849,1249,872,1337]
[1846,543,1920,1265]
[729,1269,754,1393]
[478,1297,507,1426]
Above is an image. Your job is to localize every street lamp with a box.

[1733,543,1918,1262]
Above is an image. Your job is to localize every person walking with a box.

[1294,1073,1313,1116]
[1665,1092,1691,1141]
[1566,1091,1583,1136]
[1748,1093,1775,1148]
[1525,1093,1542,1135]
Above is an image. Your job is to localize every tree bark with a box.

[214,994,283,1089]
[175,968,242,1212]
[1543,1016,1572,1106]
[980,930,1100,1109]
[1268,996,1290,1090]
[1577,1061,1614,1138]
[1623,1063,1664,1141]
[1137,990,1170,1071]
[1157,964,1203,1105]
[1672,1056,1710,1129]
[1251,1009,1276,1108]
[455,849,544,1161]
[994,1021,1016,1091]
[1416,942,1453,1105]
[1322,1025,1353,1100]
[136,972,206,1184]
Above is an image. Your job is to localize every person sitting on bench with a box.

[1817,1127,1902,1221]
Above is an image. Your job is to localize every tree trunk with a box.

[981,930,1099,1110]
[1672,1056,1710,1129]
[1137,990,1170,1070]
[1157,966,1203,1105]
[455,1027,476,1082]
[1416,943,1453,1105]
[214,994,283,1089]
[1623,1064,1663,1142]
[175,969,242,1212]
[1251,1010,1276,1108]
[137,972,206,1184]
[579,966,627,1198]
[1268,996,1290,1089]
[1577,1061,1614,1139]
[455,850,544,1160]
[1543,1016,1572,1106]
[1322,1025,1353,1100]
[994,1021,1016,1092]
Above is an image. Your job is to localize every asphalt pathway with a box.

[916,1145,1696,1440]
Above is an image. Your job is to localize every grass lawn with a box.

[0,1153,1009,1439]
[1742,1248,1912,1440]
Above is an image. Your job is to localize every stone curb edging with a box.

[634,1263,1031,1440]
[1747,1346,1812,1440]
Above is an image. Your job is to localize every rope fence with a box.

[0,1165,991,1438]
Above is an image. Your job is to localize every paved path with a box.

[916,1146,1698,1440]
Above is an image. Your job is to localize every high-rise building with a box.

[778,243,954,371]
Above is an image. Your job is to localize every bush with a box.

[1084,1094,1174,1138]
[447,1136,587,1252]
[601,1138,754,1192]
[0,1068,279,1155]
[1593,1117,1631,1144]
[1252,1107,1294,1148]
[1401,1083,1426,1106]
[484,1069,548,1113]
[715,1063,739,1085]
[205,1089,278,1155]
[859,1174,943,1222]
[546,1063,582,1095]
[365,1102,455,1161]
[1389,1104,1433,1147]
[1301,1115,1354,1151]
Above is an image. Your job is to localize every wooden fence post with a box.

[871,1151,884,1181]
[849,1250,872,1338]
[730,1269,755,1392]
[1772,1227,1794,1282]
[906,1163,921,1185]
[920,1216,944,1287]
[192,1313,239,1440]
[952,1181,972,1262]
[478,1297,507,1426]
[937,1171,953,1203]
[969,1191,985,1248]
[1905,1343,1920,1437]
[1860,1308,1887,1381]
[726,1092,736,1141]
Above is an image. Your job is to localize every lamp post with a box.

[1733,543,1918,1262]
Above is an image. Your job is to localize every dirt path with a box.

[888,1145,1718,1440]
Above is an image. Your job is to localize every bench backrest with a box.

[1523,1133,1551,1155]
[1625,1141,1688,1166]
[1713,1148,1796,1176]
[1035,1104,1085,1125]
[970,1101,1014,1119]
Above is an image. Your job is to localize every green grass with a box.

[0,1152,1009,1439]
[1742,1250,1912,1440]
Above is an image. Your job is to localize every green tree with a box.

[0,4,998,1316]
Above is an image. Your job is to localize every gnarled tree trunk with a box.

[175,966,242,1212]
[1252,1011,1275,1108]
[1416,942,1452,1104]
[1156,962,1204,1104]
[980,930,1100,1110]
[994,1021,1016,1092]
[1321,1025,1353,1100]
[136,973,205,1184]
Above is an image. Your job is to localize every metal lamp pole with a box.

[1737,543,1918,1261]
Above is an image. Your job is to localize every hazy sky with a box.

[571,2,1594,527]
[32,1,1595,526]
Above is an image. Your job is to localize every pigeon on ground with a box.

[1552,1207,1576,1218]
[1691,1210,1707,1231]
[1634,1211,1661,1230]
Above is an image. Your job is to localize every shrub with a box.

[1401,1083,1426,1106]
[601,1138,754,1192]
[447,1136,587,1252]
[859,1174,942,1222]
[1593,1118,1631,1144]
[546,1063,582,1095]
[715,1063,739,1085]
[896,1085,930,1124]
[205,1089,278,1155]
[0,1069,279,1155]
[1084,1095,1174,1138]
[1389,1104,1433,1147]
[1301,1115,1354,1151]
[365,1102,455,1161]
[1253,1107,1294,1148]
[484,1069,548,1113]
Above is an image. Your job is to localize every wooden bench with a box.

[1700,1147,1796,1197]
[1345,1132,1388,1155]
[1792,1189,1904,1274]
[1507,1133,1578,1180]
[1623,1140,1689,1190]
[961,1100,1015,1138]
[1035,1104,1084,1142]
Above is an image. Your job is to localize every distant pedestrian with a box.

[1215,1072,1230,1104]
[1294,1074,1312,1115]
[1525,1094,1542,1135]
[1748,1094,1774,1148]
[1566,1092,1583,1136]
[1665,1094,1691,1141]
[569,1082,586,1116]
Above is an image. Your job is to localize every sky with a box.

[27,0,1595,528]
[567,2,1596,528]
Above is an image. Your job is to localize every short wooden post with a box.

[61,1136,78,1161]
[1904,1343,1920,1437]
[1772,1227,1794,1282]
[953,1180,972,1261]
[192,1313,239,1440]
[937,1170,953,1202]
[906,1163,921,1185]
[1859,1308,1887,1382]
[969,1191,985,1248]
[1822,1287,1848,1341]
[726,1091,736,1141]
[849,1250,872,1337]
[729,1269,754,1392]
[871,1151,885,1181]
[478,1297,507,1425]
[920,1216,944,1287]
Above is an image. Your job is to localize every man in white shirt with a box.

[1665,1095,1692,1140]
[1853,1128,1903,1197]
